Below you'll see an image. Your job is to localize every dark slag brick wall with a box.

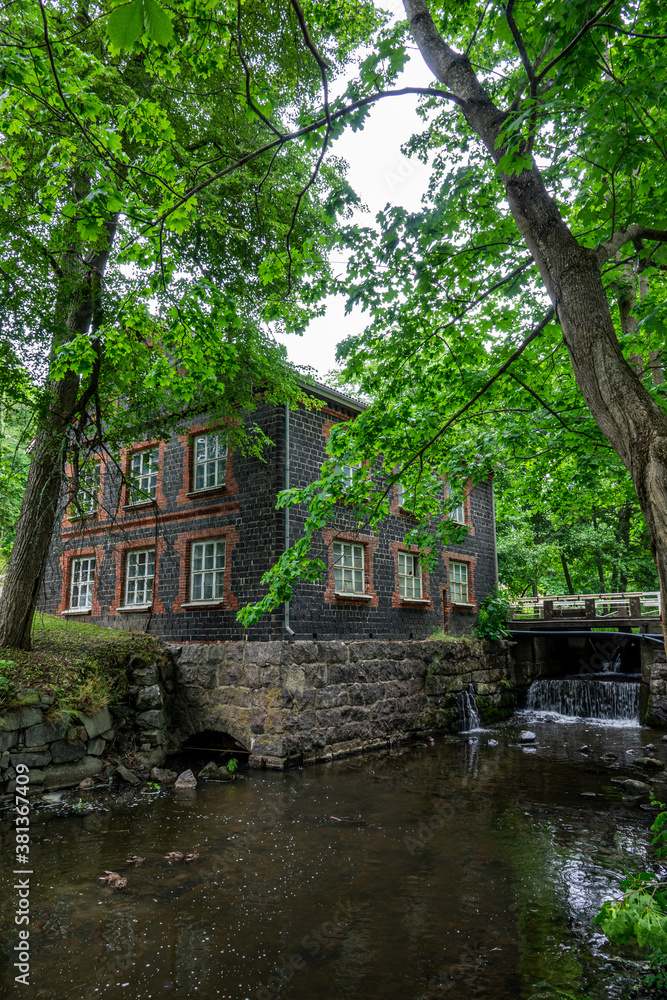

[40,396,497,642]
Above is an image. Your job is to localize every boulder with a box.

[634,757,665,770]
[518,731,536,744]
[50,740,87,764]
[42,756,103,789]
[10,749,51,768]
[150,767,178,784]
[617,778,652,794]
[174,769,197,790]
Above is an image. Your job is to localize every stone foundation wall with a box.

[642,638,667,726]
[168,638,514,768]
[0,657,172,796]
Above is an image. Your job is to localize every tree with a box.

[0,0,376,648]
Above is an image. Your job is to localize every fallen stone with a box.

[78,706,113,740]
[79,777,95,789]
[116,764,140,785]
[150,767,178,784]
[634,756,665,770]
[174,769,197,790]
[50,740,87,764]
[518,731,536,743]
[100,728,115,740]
[42,756,103,789]
[87,737,107,756]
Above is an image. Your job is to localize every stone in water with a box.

[518,731,536,743]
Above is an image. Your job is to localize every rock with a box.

[136,748,165,771]
[645,744,657,753]
[29,770,45,786]
[50,740,87,764]
[67,725,88,742]
[132,664,159,687]
[136,684,163,711]
[150,767,177,784]
[198,761,221,779]
[0,730,19,753]
[10,749,51,768]
[42,756,103,789]
[601,752,618,761]
[518,731,536,743]
[110,703,131,720]
[618,778,652,794]
[174,769,197,790]
[41,791,64,803]
[116,764,140,785]
[662,734,667,743]
[579,745,590,753]
[78,777,95,789]
[581,792,596,797]
[100,728,115,741]
[634,756,665,770]
[87,737,107,756]
[487,739,498,746]
[0,752,8,769]
[136,709,166,730]
[24,719,68,746]
[78,707,113,740]
[12,689,43,707]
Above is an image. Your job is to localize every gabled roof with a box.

[299,378,367,414]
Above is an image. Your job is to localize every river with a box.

[1,714,663,1000]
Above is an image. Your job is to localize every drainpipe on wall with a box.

[491,476,499,585]
[284,402,294,635]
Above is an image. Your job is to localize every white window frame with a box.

[77,461,100,515]
[70,556,95,609]
[335,463,360,491]
[447,482,466,524]
[333,541,365,594]
[125,548,155,607]
[190,539,226,603]
[193,431,227,492]
[450,561,469,604]
[129,448,158,504]
[398,552,422,599]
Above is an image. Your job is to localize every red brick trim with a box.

[172,525,240,611]
[444,477,475,536]
[389,540,432,609]
[322,528,378,607]
[117,440,168,513]
[109,538,166,614]
[442,550,477,622]
[175,421,239,507]
[56,545,105,617]
[61,502,240,539]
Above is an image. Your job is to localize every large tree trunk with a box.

[404,0,667,641]
[0,218,118,649]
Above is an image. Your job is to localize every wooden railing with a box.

[510,591,661,621]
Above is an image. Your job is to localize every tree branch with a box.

[535,0,617,84]
[596,224,667,265]
[504,0,536,96]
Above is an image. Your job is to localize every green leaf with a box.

[108,0,144,50]
[142,0,173,46]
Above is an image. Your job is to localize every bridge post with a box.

[584,598,595,618]
[543,599,553,619]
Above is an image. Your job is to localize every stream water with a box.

[1,717,664,1000]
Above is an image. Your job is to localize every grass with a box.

[0,613,163,714]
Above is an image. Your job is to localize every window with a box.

[397,481,406,508]
[125,549,155,606]
[130,448,158,504]
[333,541,364,594]
[76,461,100,515]
[447,482,466,524]
[450,561,469,603]
[194,432,227,491]
[70,557,95,609]
[399,552,422,599]
[190,540,226,602]
[335,463,360,490]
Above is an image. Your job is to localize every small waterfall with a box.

[458,683,480,731]
[525,678,639,722]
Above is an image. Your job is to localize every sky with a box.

[273,35,435,381]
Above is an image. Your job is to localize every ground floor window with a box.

[399,552,422,599]
[333,541,364,593]
[190,539,226,602]
[70,557,95,608]
[450,560,469,603]
[125,548,155,605]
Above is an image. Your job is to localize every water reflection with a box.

[0,718,660,999]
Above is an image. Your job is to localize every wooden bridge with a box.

[508,591,662,632]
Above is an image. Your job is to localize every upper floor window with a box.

[125,548,155,606]
[333,541,364,594]
[77,461,100,515]
[130,448,158,504]
[399,552,422,599]
[447,482,466,524]
[70,557,95,609]
[194,432,227,491]
[397,480,406,508]
[190,539,226,602]
[450,561,468,603]
[335,463,360,491]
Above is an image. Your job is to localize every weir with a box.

[524,677,640,722]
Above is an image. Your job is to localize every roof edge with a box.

[298,378,367,413]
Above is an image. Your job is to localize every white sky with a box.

[273,41,434,380]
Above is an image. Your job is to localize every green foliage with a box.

[474,588,512,641]
[226,757,238,775]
